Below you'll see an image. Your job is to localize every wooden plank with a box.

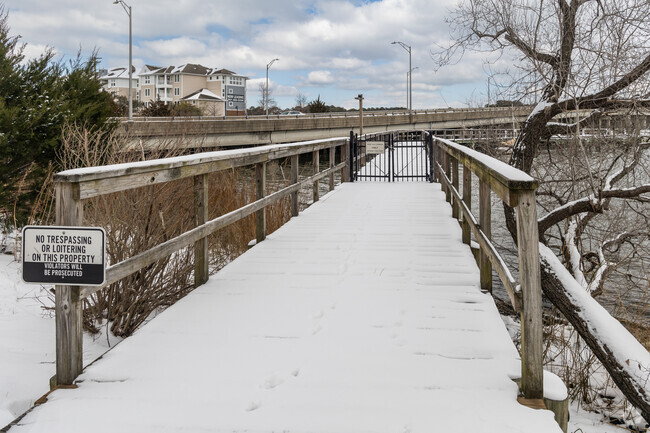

[479,180,492,294]
[516,189,544,400]
[54,182,83,386]
[313,150,320,203]
[462,164,471,244]
[255,162,267,243]
[80,162,347,299]
[291,154,299,217]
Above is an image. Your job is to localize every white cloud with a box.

[306,70,335,85]
[3,0,490,108]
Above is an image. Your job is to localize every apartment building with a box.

[99,66,138,100]
[136,63,248,116]
[207,68,248,115]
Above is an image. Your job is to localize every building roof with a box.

[100,66,136,80]
[182,88,226,102]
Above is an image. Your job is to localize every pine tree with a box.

[0,7,115,224]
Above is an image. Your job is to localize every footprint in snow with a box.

[245,400,261,412]
[261,374,284,389]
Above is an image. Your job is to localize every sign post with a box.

[22,226,106,286]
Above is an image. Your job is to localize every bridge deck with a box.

[13,183,560,433]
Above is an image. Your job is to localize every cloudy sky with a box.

[3,0,495,109]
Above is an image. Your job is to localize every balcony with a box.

[156,76,172,88]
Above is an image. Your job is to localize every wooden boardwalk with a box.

[11,183,561,432]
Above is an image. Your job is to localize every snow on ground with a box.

[0,253,119,428]
[0,182,638,432]
[6,183,559,433]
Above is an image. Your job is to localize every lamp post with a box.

[407,66,419,111]
[113,0,132,121]
[265,58,279,116]
[391,41,411,113]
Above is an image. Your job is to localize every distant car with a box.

[280,111,305,116]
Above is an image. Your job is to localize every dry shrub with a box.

[36,122,295,337]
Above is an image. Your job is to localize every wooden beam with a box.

[462,164,471,244]
[291,154,299,216]
[329,146,335,191]
[54,182,83,386]
[193,174,209,287]
[255,162,267,243]
[313,149,320,203]
[452,157,459,219]
[517,189,543,400]
[479,180,492,293]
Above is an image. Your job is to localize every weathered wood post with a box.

[479,180,492,293]
[193,174,209,287]
[255,162,267,243]
[343,134,351,183]
[516,189,543,400]
[329,146,335,191]
[452,157,460,219]
[428,134,435,183]
[313,149,320,203]
[55,182,83,386]
[462,164,471,245]
[291,154,299,216]
[443,151,451,203]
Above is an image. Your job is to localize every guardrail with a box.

[52,137,351,386]
[113,106,530,123]
[429,134,545,403]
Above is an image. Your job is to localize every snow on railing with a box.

[430,133,546,406]
[52,136,352,386]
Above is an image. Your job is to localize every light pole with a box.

[266,58,279,116]
[407,66,419,111]
[113,0,132,121]
[391,41,411,113]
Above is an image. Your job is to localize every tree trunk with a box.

[540,257,650,423]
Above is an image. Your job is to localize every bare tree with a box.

[435,0,650,421]
[295,91,308,110]
[257,82,277,111]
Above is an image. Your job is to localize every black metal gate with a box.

[351,131,433,182]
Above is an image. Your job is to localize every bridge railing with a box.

[114,106,530,123]
[52,137,351,386]
[429,134,544,403]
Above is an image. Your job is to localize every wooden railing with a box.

[52,137,351,386]
[429,134,544,402]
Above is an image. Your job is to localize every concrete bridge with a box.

[116,106,650,150]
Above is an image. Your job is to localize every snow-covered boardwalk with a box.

[11,182,560,433]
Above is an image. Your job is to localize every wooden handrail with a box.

[53,137,351,386]
[430,134,543,401]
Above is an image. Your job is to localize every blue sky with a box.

[3,0,496,110]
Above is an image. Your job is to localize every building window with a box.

[144,76,151,84]
[144,88,151,97]
[229,101,233,107]
[174,88,180,96]
[174,74,180,83]
[228,88,233,94]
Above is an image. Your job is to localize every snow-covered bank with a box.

[0,254,119,427]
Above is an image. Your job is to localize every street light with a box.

[407,66,419,111]
[113,0,133,121]
[391,41,412,113]
[266,58,279,116]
